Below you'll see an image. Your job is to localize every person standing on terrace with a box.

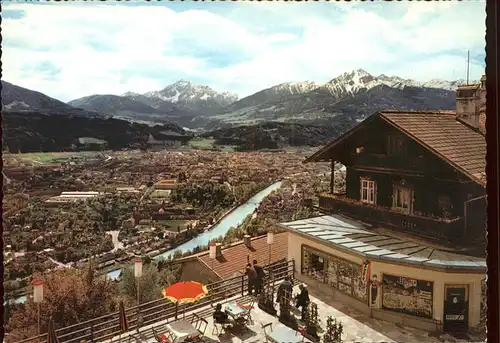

[295,284,310,319]
[252,259,266,295]
[245,263,258,295]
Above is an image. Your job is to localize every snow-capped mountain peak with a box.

[346,68,371,78]
[221,91,236,97]
[122,91,141,97]
[421,78,468,91]
[169,80,192,88]
[139,80,238,114]
[323,69,377,97]
[321,68,462,99]
[228,81,322,111]
[273,81,321,94]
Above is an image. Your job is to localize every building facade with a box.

[278,215,486,334]
[305,108,486,249]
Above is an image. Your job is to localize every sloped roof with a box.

[278,215,486,271]
[380,111,486,186]
[305,111,486,187]
[197,232,288,278]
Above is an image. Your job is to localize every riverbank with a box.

[154,181,282,260]
[203,205,238,233]
[205,181,279,231]
[194,181,274,235]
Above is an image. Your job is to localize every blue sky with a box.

[3,1,486,102]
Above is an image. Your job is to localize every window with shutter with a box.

[360,178,376,204]
[392,184,413,213]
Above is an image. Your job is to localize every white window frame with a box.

[392,185,413,213]
[360,179,376,205]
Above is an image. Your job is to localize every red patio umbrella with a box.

[163,281,208,305]
[46,317,60,343]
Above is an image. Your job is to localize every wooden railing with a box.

[11,259,295,343]
[319,194,464,240]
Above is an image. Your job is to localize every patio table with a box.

[266,325,310,343]
[224,301,249,319]
[165,320,200,343]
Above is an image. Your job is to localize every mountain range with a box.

[1,69,468,151]
[1,81,106,118]
[2,69,464,129]
[0,82,190,153]
[68,80,239,126]
[214,69,461,127]
[62,69,462,128]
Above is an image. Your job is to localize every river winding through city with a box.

[10,181,282,304]
[92,181,282,282]
[154,180,282,260]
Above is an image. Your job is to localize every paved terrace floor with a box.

[104,285,480,343]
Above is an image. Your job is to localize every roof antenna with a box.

[466,50,470,85]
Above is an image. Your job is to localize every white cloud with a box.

[401,1,452,25]
[2,1,486,102]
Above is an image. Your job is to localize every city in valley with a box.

[3,148,328,295]
[2,2,487,343]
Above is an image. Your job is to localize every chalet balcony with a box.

[349,153,427,173]
[318,193,465,241]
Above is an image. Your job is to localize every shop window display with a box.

[301,245,367,302]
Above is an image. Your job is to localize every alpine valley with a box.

[2,69,468,152]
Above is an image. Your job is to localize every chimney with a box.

[456,74,486,130]
[243,235,252,248]
[215,243,222,258]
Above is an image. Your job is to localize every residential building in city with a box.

[176,233,288,284]
[153,179,178,190]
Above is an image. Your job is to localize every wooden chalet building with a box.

[305,80,486,248]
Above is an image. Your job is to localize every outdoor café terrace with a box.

[14,261,476,343]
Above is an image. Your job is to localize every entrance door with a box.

[443,285,469,333]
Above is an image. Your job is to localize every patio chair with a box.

[152,327,174,343]
[211,309,233,336]
[236,297,256,324]
[212,319,232,336]
[261,322,273,343]
[191,313,208,342]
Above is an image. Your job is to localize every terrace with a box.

[101,287,450,343]
[12,261,473,343]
